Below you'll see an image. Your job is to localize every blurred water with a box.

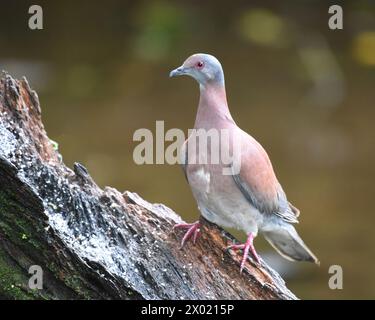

[1,0,374,299]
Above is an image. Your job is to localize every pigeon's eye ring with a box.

[196,61,204,69]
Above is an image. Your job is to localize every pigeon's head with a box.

[169,53,224,86]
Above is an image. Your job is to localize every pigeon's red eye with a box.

[196,61,204,68]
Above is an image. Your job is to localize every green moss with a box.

[49,139,59,151]
[47,261,59,274]
[0,190,47,299]
[0,250,39,299]
[0,187,93,300]
[46,262,93,299]
[0,190,44,251]
[63,275,92,299]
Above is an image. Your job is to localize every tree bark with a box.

[0,72,297,300]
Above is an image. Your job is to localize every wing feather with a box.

[232,132,299,223]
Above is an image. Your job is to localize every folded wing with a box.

[232,132,299,224]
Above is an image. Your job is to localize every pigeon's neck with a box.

[194,83,233,129]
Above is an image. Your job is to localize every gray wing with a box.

[232,170,299,224]
[180,140,188,182]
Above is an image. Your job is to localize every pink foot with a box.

[173,221,200,248]
[226,233,260,272]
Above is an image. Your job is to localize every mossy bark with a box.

[0,72,297,300]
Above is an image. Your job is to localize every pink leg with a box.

[226,233,260,272]
[173,221,200,248]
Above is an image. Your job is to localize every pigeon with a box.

[170,53,319,272]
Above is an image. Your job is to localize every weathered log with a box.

[0,72,296,300]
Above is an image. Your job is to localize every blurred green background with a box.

[0,0,374,299]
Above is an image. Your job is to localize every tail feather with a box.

[263,224,319,264]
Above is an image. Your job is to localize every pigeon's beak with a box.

[169,66,186,78]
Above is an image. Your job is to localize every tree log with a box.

[0,72,296,300]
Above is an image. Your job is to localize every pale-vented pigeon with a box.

[170,53,318,272]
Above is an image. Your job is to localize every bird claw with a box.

[226,233,260,272]
[173,221,200,248]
